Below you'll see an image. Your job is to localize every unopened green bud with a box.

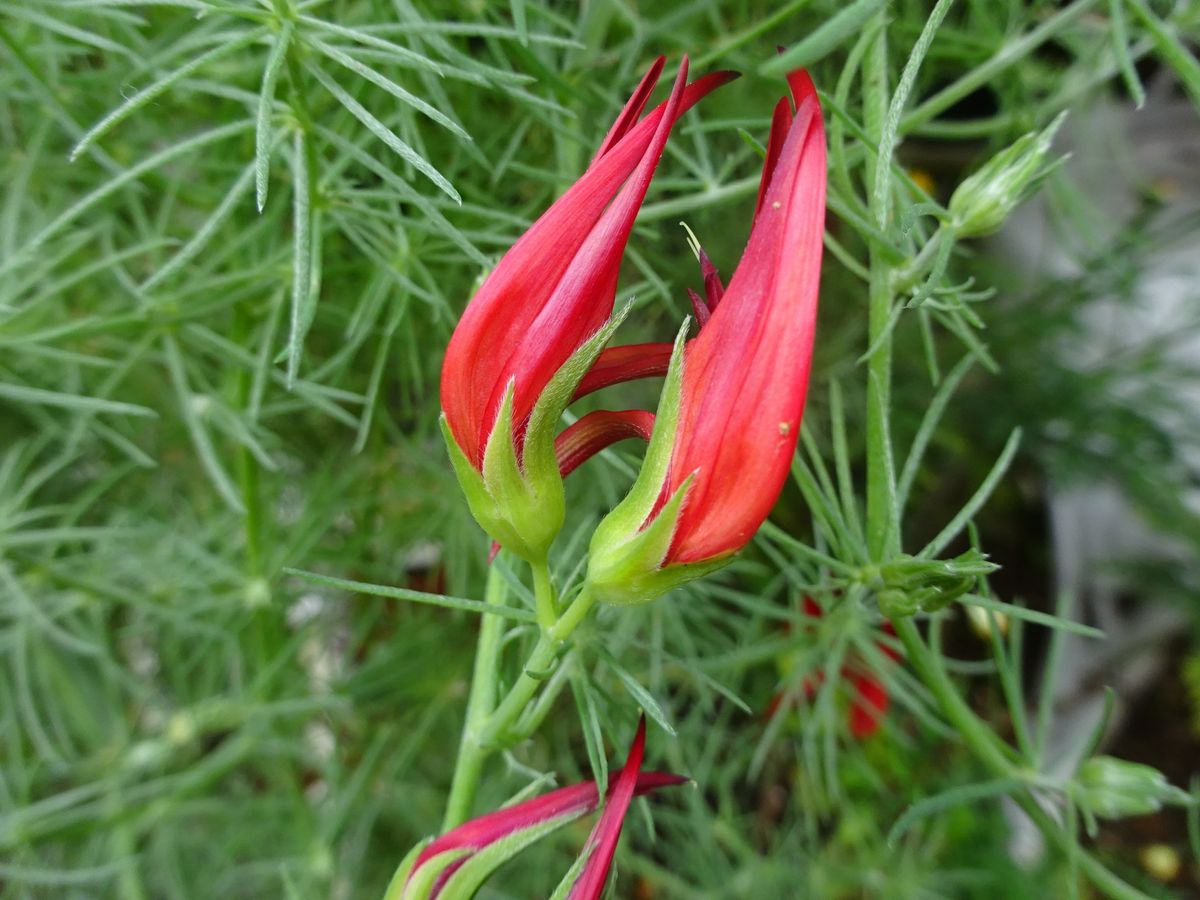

[948,112,1067,238]
[1075,756,1192,820]
[873,550,997,616]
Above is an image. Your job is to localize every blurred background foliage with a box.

[2,0,1199,897]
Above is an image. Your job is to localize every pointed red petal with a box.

[591,56,666,164]
[477,57,691,461]
[699,247,725,310]
[571,342,675,402]
[754,96,794,219]
[555,410,655,478]
[568,717,648,900]
[785,67,819,112]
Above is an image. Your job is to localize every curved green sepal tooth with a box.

[589,476,734,604]
[441,413,532,559]
[590,319,688,545]
[548,841,596,900]
[434,812,586,900]
[396,846,471,900]
[481,381,529,517]
[381,838,431,900]
[524,300,635,489]
[586,320,708,606]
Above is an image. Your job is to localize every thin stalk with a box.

[863,21,897,561]
[441,561,508,830]
[477,589,597,748]
[531,559,557,632]
[441,585,597,829]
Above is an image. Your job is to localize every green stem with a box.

[891,224,946,293]
[863,22,897,562]
[531,559,557,632]
[440,584,597,830]
[891,618,1151,899]
[441,562,507,830]
[863,11,1144,896]
[478,589,597,748]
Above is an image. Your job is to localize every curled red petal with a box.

[555,409,655,479]
[571,342,675,402]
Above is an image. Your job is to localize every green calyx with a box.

[442,305,633,564]
[585,321,731,605]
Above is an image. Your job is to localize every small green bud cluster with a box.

[872,549,998,617]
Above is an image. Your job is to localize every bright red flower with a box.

[662,69,825,565]
[585,68,826,604]
[440,57,735,470]
[767,597,901,739]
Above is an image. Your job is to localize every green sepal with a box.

[441,412,544,561]
[524,300,635,489]
[434,810,587,900]
[592,319,689,540]
[381,838,431,900]
[547,840,597,900]
[585,323,731,605]
[442,305,635,564]
[396,845,471,900]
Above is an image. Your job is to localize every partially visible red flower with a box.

[767,597,901,740]
[566,715,657,899]
[661,69,825,566]
[398,718,681,899]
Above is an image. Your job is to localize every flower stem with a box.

[441,577,598,831]
[863,23,898,563]
[863,14,1146,895]
[478,589,597,747]
[441,561,507,830]
[531,559,557,632]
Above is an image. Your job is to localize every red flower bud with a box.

[440,58,735,470]
[663,69,825,565]
[438,58,734,562]
[586,68,826,604]
[393,717,683,899]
